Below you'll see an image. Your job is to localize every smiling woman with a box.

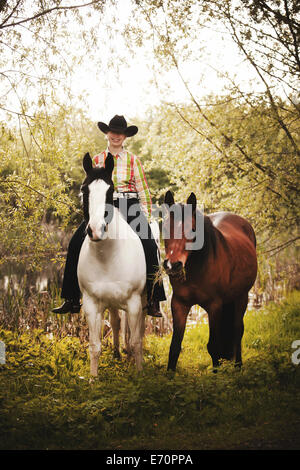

[107,132,127,150]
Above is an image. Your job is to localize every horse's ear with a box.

[164,190,175,208]
[83,152,93,174]
[105,152,114,177]
[187,192,197,213]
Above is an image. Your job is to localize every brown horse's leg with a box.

[233,293,248,367]
[220,302,235,360]
[167,296,190,371]
[207,304,223,369]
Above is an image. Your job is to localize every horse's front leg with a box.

[83,293,104,377]
[109,309,121,359]
[126,294,144,372]
[167,296,190,372]
[121,310,131,357]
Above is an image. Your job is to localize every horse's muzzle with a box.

[87,223,107,242]
[163,259,185,280]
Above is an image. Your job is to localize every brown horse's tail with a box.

[220,302,235,360]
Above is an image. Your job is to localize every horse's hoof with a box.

[167,369,176,379]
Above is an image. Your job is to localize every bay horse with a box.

[77,153,146,376]
[163,191,257,371]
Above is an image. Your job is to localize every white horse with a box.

[77,152,147,376]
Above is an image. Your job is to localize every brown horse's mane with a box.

[186,209,218,270]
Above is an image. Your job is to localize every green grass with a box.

[0,292,300,450]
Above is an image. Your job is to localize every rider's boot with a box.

[147,299,163,318]
[52,299,81,314]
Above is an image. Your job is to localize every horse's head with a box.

[80,152,114,242]
[163,190,199,279]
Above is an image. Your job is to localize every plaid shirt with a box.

[93,148,152,219]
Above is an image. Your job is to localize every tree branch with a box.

[261,235,300,256]
[227,9,300,157]
[170,50,279,180]
[0,0,103,29]
[0,0,22,28]
[170,102,248,175]
[0,178,75,209]
[283,0,300,72]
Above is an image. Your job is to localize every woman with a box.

[52,115,166,317]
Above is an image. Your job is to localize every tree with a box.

[127,0,300,253]
[0,105,106,266]
[0,1,107,119]
[0,1,109,266]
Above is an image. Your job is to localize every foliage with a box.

[128,0,300,255]
[0,0,114,266]
[0,1,106,117]
[0,292,300,450]
[0,106,106,267]
[137,99,299,243]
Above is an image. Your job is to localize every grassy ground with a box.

[0,291,300,450]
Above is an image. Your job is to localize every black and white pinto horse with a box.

[78,153,147,376]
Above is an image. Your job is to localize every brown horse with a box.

[163,191,257,371]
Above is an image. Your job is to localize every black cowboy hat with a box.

[97,115,138,137]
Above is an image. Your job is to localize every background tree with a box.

[0,0,108,266]
[0,105,106,266]
[128,0,299,251]
[121,0,300,299]
[0,1,107,117]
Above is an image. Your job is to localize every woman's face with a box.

[107,131,126,148]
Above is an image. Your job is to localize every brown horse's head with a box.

[163,191,201,279]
